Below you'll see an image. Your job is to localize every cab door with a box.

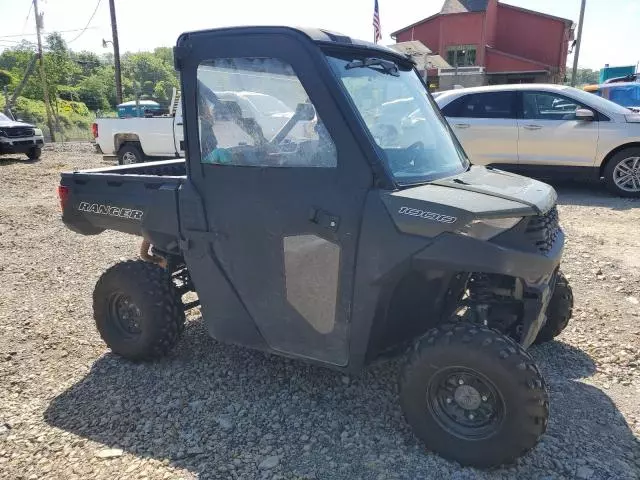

[178,29,373,366]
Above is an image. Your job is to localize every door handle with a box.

[176,122,183,126]
[309,208,340,231]
[454,123,470,129]
[523,124,542,130]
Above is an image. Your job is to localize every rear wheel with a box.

[93,260,185,360]
[27,147,42,160]
[118,143,144,165]
[604,148,640,197]
[399,322,548,468]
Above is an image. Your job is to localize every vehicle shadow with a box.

[550,180,639,210]
[44,321,640,479]
[0,155,41,166]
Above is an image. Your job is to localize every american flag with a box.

[373,0,382,44]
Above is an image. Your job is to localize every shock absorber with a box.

[468,274,493,325]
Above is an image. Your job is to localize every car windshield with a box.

[563,86,634,114]
[326,53,468,185]
[0,113,10,122]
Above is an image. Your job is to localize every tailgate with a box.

[59,171,183,244]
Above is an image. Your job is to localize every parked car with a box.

[93,101,185,165]
[0,112,45,160]
[94,90,311,165]
[435,84,640,197]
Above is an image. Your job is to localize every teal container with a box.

[117,100,163,118]
[599,65,636,83]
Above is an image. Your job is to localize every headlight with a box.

[460,217,522,240]
[33,128,43,136]
[0,129,6,137]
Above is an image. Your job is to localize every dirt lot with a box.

[1,143,639,480]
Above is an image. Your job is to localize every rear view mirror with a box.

[575,108,594,120]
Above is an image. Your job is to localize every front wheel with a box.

[604,148,640,197]
[27,147,42,160]
[399,322,548,468]
[93,260,185,360]
[535,271,573,344]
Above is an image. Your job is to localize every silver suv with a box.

[435,84,640,197]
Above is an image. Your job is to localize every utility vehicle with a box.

[59,26,573,468]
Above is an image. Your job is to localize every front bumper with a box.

[0,136,44,154]
[413,228,564,348]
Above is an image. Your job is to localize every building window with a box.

[446,45,477,67]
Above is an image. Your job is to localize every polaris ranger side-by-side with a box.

[58,27,573,468]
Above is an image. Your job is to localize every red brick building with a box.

[391,0,574,88]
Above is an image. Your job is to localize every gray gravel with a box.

[1,143,639,479]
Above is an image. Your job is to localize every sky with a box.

[0,0,638,70]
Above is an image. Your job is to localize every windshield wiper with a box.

[345,57,399,76]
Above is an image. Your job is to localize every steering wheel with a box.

[386,141,427,174]
[404,141,427,172]
[371,124,399,146]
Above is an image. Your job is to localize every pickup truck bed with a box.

[59,159,186,251]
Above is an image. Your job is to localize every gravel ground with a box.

[0,143,639,480]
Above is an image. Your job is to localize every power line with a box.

[22,1,34,34]
[0,26,102,39]
[67,0,103,44]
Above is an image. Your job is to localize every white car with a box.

[434,84,640,197]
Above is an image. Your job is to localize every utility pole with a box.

[3,86,9,117]
[32,0,56,141]
[571,0,587,87]
[108,0,123,105]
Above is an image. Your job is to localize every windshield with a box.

[0,113,10,122]
[564,86,634,114]
[327,53,468,185]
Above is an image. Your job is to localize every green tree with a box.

[0,69,15,88]
[73,50,103,79]
[121,51,178,106]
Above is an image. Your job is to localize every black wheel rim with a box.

[108,293,143,339]
[427,367,505,440]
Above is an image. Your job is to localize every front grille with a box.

[525,206,560,254]
[4,127,35,138]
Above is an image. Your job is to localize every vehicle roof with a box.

[434,83,577,102]
[177,26,409,63]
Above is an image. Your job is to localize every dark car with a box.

[0,112,45,160]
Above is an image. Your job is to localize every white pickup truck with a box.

[93,89,309,164]
[93,91,185,164]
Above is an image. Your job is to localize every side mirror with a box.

[575,108,594,120]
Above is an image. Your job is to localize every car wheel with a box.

[118,144,144,165]
[27,147,42,161]
[604,148,640,197]
[399,322,548,468]
[535,271,573,344]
